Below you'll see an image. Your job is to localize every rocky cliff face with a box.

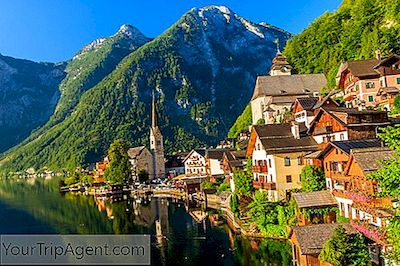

[0,54,66,152]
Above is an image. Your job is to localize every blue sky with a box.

[0,0,341,62]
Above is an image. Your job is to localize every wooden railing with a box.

[253,181,276,190]
[252,165,268,173]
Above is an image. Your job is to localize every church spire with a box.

[152,90,158,129]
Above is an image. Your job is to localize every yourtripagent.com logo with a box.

[0,235,150,265]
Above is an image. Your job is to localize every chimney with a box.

[291,123,300,139]
[376,50,382,61]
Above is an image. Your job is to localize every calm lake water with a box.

[0,177,291,266]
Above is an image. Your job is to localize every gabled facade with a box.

[247,124,318,201]
[183,149,207,176]
[317,139,383,191]
[337,53,400,110]
[127,146,153,181]
[292,94,339,128]
[251,52,326,124]
[205,149,227,178]
[321,145,396,261]
[308,108,390,144]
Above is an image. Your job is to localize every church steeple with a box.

[152,91,158,129]
[149,90,165,179]
[269,42,293,76]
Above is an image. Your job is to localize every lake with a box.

[0,177,291,266]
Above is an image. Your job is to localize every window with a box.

[368,95,374,102]
[284,157,291,166]
[397,77,400,84]
[286,175,292,183]
[268,159,272,168]
[297,157,303,165]
[365,82,375,89]
[299,174,302,181]
[348,75,353,82]
[392,64,399,70]
[335,149,339,155]
[157,140,161,146]
[340,133,345,140]
[325,162,329,170]
[257,144,261,150]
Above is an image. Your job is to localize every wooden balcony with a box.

[253,180,276,190]
[344,89,357,101]
[252,165,268,173]
[350,220,387,245]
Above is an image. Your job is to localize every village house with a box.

[246,123,319,201]
[293,190,337,226]
[93,156,109,182]
[251,51,327,124]
[165,152,187,178]
[205,149,227,179]
[317,139,383,191]
[331,146,396,265]
[290,223,355,266]
[127,146,153,181]
[183,149,207,176]
[307,107,391,144]
[291,93,340,128]
[221,150,247,192]
[336,52,400,110]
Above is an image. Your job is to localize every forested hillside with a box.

[0,6,289,174]
[284,0,400,87]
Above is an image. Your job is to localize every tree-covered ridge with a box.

[41,25,151,132]
[283,0,400,87]
[0,6,289,174]
[0,54,66,153]
[228,104,252,139]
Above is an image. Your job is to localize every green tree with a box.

[233,169,253,197]
[300,165,326,192]
[228,104,252,139]
[319,226,371,266]
[104,139,132,185]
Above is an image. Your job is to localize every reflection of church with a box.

[128,92,166,181]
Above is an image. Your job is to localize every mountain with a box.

[0,54,66,152]
[283,0,400,87]
[50,24,151,125]
[0,5,290,173]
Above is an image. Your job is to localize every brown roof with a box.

[351,147,396,173]
[270,52,293,71]
[338,59,380,78]
[206,149,229,160]
[251,74,327,100]
[293,191,337,209]
[316,139,384,159]
[127,146,147,158]
[377,87,400,95]
[260,136,318,153]
[374,54,400,68]
[224,150,247,169]
[292,223,355,255]
[254,124,293,139]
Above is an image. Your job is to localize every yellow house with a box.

[247,124,319,201]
